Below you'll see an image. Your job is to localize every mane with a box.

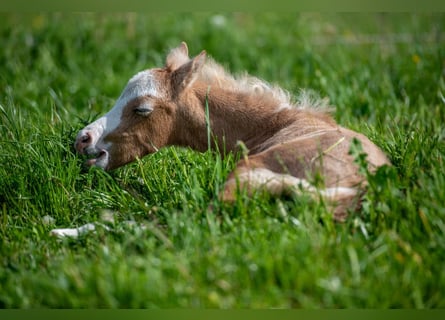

[197,57,333,113]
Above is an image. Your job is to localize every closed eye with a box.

[134,105,153,116]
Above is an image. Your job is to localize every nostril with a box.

[75,131,93,154]
[81,132,91,143]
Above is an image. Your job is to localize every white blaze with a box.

[80,70,159,150]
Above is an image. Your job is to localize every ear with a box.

[166,42,190,71]
[171,50,206,93]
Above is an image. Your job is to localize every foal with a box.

[52,42,389,237]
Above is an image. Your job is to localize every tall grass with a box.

[1,13,445,307]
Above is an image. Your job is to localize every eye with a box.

[134,105,153,116]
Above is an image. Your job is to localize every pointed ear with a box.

[171,50,206,94]
[166,42,190,71]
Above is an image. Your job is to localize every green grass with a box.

[1,13,445,308]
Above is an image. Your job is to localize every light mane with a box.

[197,57,332,113]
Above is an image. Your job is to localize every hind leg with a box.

[219,167,359,221]
[220,167,311,200]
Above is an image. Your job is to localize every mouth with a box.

[84,149,109,169]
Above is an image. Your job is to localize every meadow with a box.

[0,13,444,308]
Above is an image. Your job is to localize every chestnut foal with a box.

[51,42,389,237]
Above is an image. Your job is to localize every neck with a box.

[173,83,299,154]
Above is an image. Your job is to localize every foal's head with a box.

[75,42,206,170]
